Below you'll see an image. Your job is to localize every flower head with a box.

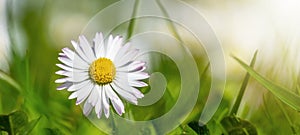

[55,32,149,118]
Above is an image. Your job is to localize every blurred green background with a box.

[1,0,300,134]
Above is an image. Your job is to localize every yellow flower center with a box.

[89,58,116,85]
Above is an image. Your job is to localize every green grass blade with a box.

[233,56,300,111]
[230,51,257,115]
[216,108,229,123]
[275,99,297,134]
[126,0,140,40]
[0,70,22,92]
[156,0,182,41]
[201,63,210,78]
[296,71,300,94]
[262,94,274,124]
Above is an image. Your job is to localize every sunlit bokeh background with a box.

[1,0,300,134]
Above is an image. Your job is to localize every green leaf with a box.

[188,121,210,135]
[18,117,41,135]
[0,115,10,134]
[0,70,22,93]
[0,111,39,135]
[233,56,300,111]
[43,128,63,135]
[0,111,28,135]
[221,115,257,135]
[10,111,28,134]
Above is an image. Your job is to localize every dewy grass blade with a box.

[233,56,300,111]
[230,51,257,115]
[0,70,22,92]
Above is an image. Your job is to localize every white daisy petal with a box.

[114,78,144,98]
[72,72,89,82]
[117,61,145,72]
[111,96,125,115]
[104,85,118,99]
[129,72,150,80]
[59,52,66,57]
[88,85,99,106]
[73,53,90,69]
[56,73,89,83]
[79,35,96,61]
[128,61,146,72]
[56,64,72,72]
[97,111,103,119]
[93,32,105,58]
[129,80,148,88]
[67,80,90,91]
[68,92,77,99]
[56,64,88,72]
[83,101,93,116]
[106,36,118,59]
[107,36,123,60]
[131,66,146,73]
[130,87,145,98]
[111,83,138,105]
[95,86,103,118]
[114,43,131,62]
[102,87,110,118]
[115,49,139,67]
[55,70,71,77]
[76,81,94,105]
[58,56,73,67]
[58,53,73,62]
[55,77,69,83]
[105,85,125,115]
[105,35,114,58]
[119,72,149,81]
[56,70,88,80]
[71,40,92,64]
[57,82,72,90]
[56,64,87,72]
[61,47,74,59]
[62,47,90,69]
[111,37,123,59]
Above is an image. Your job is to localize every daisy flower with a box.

[55,32,149,118]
